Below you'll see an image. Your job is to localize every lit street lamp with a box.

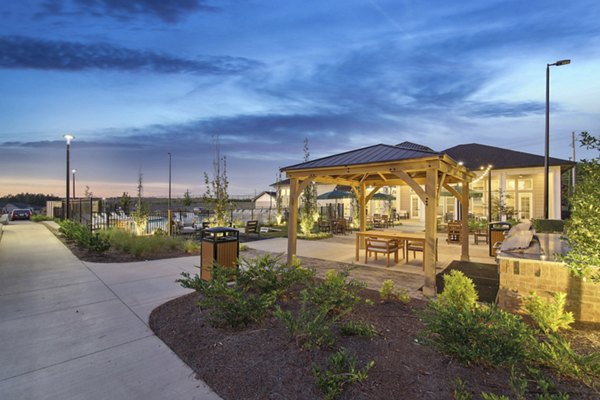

[64,134,75,219]
[544,59,570,219]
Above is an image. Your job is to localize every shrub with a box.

[523,292,574,333]
[378,279,410,303]
[421,272,532,367]
[59,220,110,254]
[182,239,200,254]
[438,270,478,311]
[31,215,54,222]
[339,320,377,337]
[531,219,565,233]
[275,306,335,349]
[179,265,276,328]
[236,254,314,296]
[533,333,600,390]
[303,269,365,317]
[312,349,374,400]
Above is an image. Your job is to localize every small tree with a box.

[299,138,319,234]
[131,172,149,235]
[183,189,193,211]
[84,185,93,199]
[119,192,131,213]
[275,172,284,225]
[203,136,231,226]
[562,132,600,281]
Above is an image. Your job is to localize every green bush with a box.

[98,228,184,257]
[303,269,366,317]
[339,320,377,337]
[378,279,410,303]
[533,333,600,390]
[523,292,574,333]
[177,255,315,329]
[275,306,335,349]
[532,219,565,233]
[421,272,531,367]
[59,220,110,254]
[312,349,374,400]
[438,270,478,311]
[178,266,276,328]
[236,254,314,296]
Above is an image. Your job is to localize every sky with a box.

[1,0,599,198]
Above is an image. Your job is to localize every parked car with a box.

[10,209,32,221]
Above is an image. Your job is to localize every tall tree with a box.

[299,138,318,234]
[119,192,131,213]
[132,172,149,235]
[562,132,600,281]
[203,136,231,226]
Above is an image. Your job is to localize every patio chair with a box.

[244,220,260,239]
[318,218,331,233]
[406,238,438,267]
[474,228,489,245]
[365,237,400,268]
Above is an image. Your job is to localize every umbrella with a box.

[370,193,396,201]
[316,189,355,200]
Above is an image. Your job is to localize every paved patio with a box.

[246,222,496,298]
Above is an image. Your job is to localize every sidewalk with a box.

[0,221,221,400]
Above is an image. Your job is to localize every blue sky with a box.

[1,0,598,197]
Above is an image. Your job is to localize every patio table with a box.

[355,230,426,263]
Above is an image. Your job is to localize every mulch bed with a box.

[149,289,597,400]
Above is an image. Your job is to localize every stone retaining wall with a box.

[497,257,600,323]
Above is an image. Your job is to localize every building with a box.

[274,141,575,222]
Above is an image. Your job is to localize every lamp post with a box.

[544,59,570,219]
[63,134,74,220]
[72,169,77,200]
[168,152,172,236]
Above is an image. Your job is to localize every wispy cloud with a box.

[41,0,217,23]
[0,36,261,74]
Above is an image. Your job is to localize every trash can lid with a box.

[204,227,239,233]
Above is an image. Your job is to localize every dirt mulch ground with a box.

[149,289,598,400]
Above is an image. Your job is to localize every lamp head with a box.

[72,169,77,174]
[549,59,571,67]
[63,134,75,144]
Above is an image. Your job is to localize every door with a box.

[518,193,532,220]
[410,195,420,219]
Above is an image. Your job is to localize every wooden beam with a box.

[286,178,300,265]
[365,185,383,202]
[359,182,367,249]
[461,181,470,262]
[442,183,462,203]
[376,172,388,182]
[423,168,438,297]
[390,169,427,204]
[437,172,447,199]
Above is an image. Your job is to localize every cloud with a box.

[41,0,217,23]
[0,36,261,74]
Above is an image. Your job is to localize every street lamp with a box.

[544,59,570,219]
[168,152,172,236]
[72,169,77,199]
[63,134,74,220]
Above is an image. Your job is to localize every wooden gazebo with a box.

[280,143,475,296]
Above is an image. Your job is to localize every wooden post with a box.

[359,182,367,249]
[287,178,300,265]
[423,168,438,297]
[461,181,470,261]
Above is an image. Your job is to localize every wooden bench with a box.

[244,220,260,239]
[365,237,400,268]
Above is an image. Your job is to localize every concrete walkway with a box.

[0,221,221,400]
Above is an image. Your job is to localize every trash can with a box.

[489,221,512,257]
[201,227,240,280]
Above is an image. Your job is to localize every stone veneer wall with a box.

[497,256,600,323]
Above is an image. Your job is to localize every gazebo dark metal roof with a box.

[283,144,442,171]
